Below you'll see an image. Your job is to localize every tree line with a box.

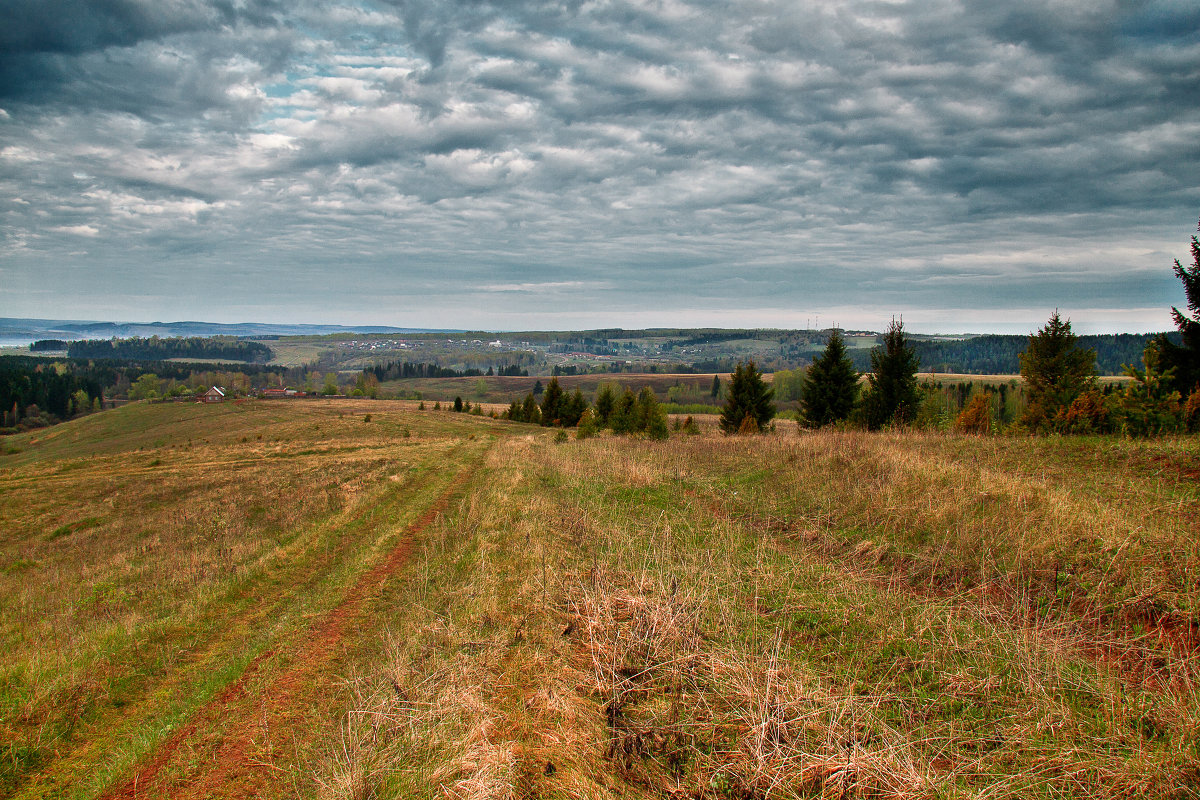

[1,357,104,431]
[59,336,273,363]
[798,217,1200,435]
[367,361,528,381]
[841,332,1179,376]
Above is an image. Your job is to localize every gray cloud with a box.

[1,0,1198,332]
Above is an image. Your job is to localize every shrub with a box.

[1060,390,1111,434]
[953,393,992,435]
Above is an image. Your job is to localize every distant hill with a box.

[0,318,462,347]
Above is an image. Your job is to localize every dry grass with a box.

[321,424,1199,798]
[0,398,497,799]
[4,404,1198,799]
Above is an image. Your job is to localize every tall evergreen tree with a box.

[1157,215,1200,394]
[801,329,859,426]
[719,360,775,433]
[521,392,541,424]
[1018,311,1096,432]
[860,318,921,429]
[594,384,617,425]
[561,388,588,427]
[540,377,565,425]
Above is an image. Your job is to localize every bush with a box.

[576,409,599,440]
[1060,390,1111,434]
[953,394,992,435]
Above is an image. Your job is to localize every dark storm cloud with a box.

[2,0,1198,330]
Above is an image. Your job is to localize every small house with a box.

[202,386,226,403]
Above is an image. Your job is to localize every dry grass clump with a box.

[566,565,935,799]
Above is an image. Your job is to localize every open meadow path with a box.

[99,461,481,800]
[0,400,497,800]
[4,402,1199,799]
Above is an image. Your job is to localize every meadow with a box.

[0,400,1197,798]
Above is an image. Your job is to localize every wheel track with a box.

[99,457,483,799]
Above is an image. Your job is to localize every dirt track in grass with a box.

[100,463,478,800]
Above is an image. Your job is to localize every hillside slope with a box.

[1,403,1198,798]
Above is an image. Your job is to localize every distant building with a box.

[201,386,226,403]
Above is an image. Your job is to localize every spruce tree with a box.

[719,360,775,433]
[1157,215,1200,394]
[521,392,541,424]
[1018,311,1096,432]
[860,318,921,429]
[540,377,565,425]
[801,329,859,426]
[594,384,617,425]
[562,388,588,427]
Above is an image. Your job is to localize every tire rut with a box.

[100,460,481,800]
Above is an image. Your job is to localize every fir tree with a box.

[719,360,775,434]
[860,318,921,429]
[1018,311,1096,432]
[561,388,588,427]
[521,392,541,424]
[540,377,565,425]
[801,329,859,426]
[1157,215,1200,394]
[594,384,617,425]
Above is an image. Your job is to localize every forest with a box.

[857,332,1182,375]
[0,356,104,429]
[62,335,273,363]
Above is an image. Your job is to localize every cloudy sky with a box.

[2,0,1198,333]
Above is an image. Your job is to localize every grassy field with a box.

[1,402,1198,798]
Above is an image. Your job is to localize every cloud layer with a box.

[3,0,1199,332]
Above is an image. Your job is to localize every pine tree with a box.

[710,374,721,400]
[610,388,638,434]
[1018,311,1096,432]
[561,388,588,427]
[521,392,541,424]
[1157,215,1200,394]
[801,329,859,426]
[540,377,565,426]
[595,384,617,425]
[719,360,775,434]
[860,318,921,429]
[635,387,669,440]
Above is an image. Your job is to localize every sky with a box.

[2,0,1199,334]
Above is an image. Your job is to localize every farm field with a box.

[1,401,1198,798]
